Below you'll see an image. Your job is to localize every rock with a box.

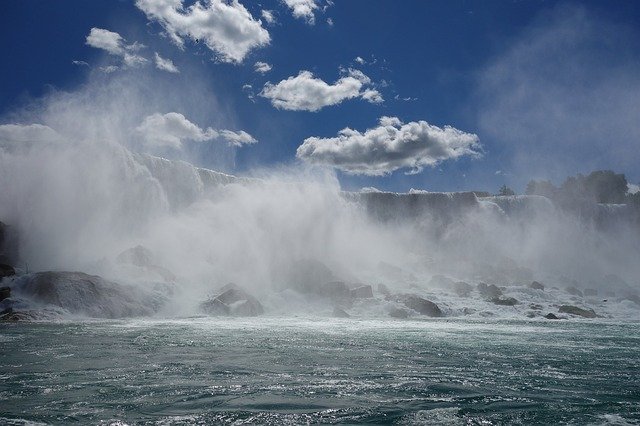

[477,282,502,299]
[558,305,596,318]
[378,283,391,296]
[399,294,443,317]
[584,288,598,297]
[526,311,537,318]
[491,297,518,306]
[529,281,545,290]
[0,286,10,301]
[332,307,350,318]
[565,286,583,297]
[453,281,473,297]
[529,304,543,310]
[285,259,336,293]
[389,307,408,319]
[318,281,351,300]
[117,245,155,267]
[350,285,373,299]
[462,307,477,315]
[545,313,560,320]
[200,283,264,317]
[0,264,15,278]
[13,271,166,318]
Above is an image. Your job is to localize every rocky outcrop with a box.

[12,271,167,318]
[558,305,596,318]
[529,281,545,290]
[200,283,264,317]
[477,282,502,299]
[397,294,443,317]
[491,297,518,306]
[544,313,560,320]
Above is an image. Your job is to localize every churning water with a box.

[1,317,639,425]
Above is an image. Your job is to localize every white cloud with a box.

[283,0,319,24]
[136,112,256,149]
[72,60,89,67]
[99,65,119,73]
[154,52,179,73]
[135,0,270,64]
[296,116,482,176]
[0,124,61,145]
[254,61,272,74]
[86,28,148,68]
[354,56,365,64]
[261,9,276,24]
[326,17,333,26]
[259,69,383,111]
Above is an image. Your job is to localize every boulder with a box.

[544,313,560,320]
[0,286,10,302]
[200,283,264,317]
[13,271,165,318]
[332,306,350,318]
[558,305,596,318]
[453,281,473,297]
[477,282,502,299]
[565,286,583,297]
[398,294,443,317]
[350,285,373,299]
[529,281,545,290]
[0,264,15,279]
[389,307,409,319]
[491,297,518,306]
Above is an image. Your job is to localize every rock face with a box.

[398,294,443,317]
[529,281,545,290]
[558,305,597,318]
[477,283,502,299]
[13,271,166,318]
[200,283,264,317]
[491,297,518,306]
[350,285,373,299]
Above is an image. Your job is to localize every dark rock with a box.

[318,281,351,300]
[399,294,443,317]
[545,313,560,320]
[378,283,391,296]
[350,285,373,299]
[462,307,476,315]
[584,288,598,297]
[565,286,583,297]
[491,297,518,306]
[200,283,264,317]
[14,271,165,318]
[453,281,473,297]
[477,282,502,299]
[389,307,408,318]
[332,306,350,318]
[529,304,543,310]
[0,264,15,278]
[0,286,10,301]
[529,281,545,290]
[558,305,596,318]
[117,245,155,267]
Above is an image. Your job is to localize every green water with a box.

[1,318,639,425]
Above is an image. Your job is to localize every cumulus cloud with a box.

[254,61,272,74]
[476,4,640,183]
[283,0,319,24]
[154,52,179,73]
[296,116,481,175]
[259,69,383,111]
[136,112,256,149]
[135,0,270,64]
[86,28,148,68]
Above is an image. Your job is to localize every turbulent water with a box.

[1,317,639,425]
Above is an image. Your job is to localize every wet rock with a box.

[545,313,560,320]
[491,297,518,306]
[529,304,543,310]
[398,294,443,317]
[462,307,477,315]
[558,305,596,318]
[0,264,15,279]
[14,271,167,318]
[378,283,391,296]
[318,281,351,301]
[200,283,264,317]
[0,286,10,301]
[477,282,502,299]
[584,288,598,297]
[453,281,473,297]
[565,286,583,297]
[529,281,545,290]
[332,306,350,318]
[350,285,373,299]
[389,307,408,319]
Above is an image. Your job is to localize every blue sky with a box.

[1,0,639,193]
